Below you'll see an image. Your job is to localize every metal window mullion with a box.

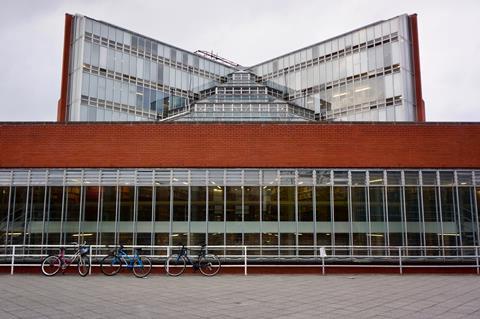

[455,184,463,253]
[205,170,208,247]
[241,170,245,247]
[151,176,156,251]
[4,171,13,246]
[295,171,299,257]
[78,170,85,240]
[114,170,120,246]
[59,170,66,245]
[277,171,280,256]
[347,171,353,257]
[23,172,31,252]
[384,172,390,254]
[133,185,138,246]
[366,181,372,256]
[41,173,48,252]
[330,170,335,254]
[169,170,173,246]
[313,170,317,258]
[96,171,102,251]
[401,171,408,249]
[473,184,480,247]
[419,180,426,256]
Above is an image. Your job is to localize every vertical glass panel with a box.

[280,233,296,256]
[0,187,10,227]
[351,187,366,221]
[155,186,170,221]
[333,187,348,221]
[137,187,152,221]
[244,233,260,254]
[172,186,188,221]
[458,187,475,246]
[244,186,260,221]
[47,187,63,222]
[369,187,385,222]
[423,187,438,222]
[440,187,456,222]
[279,187,295,221]
[298,186,313,221]
[65,186,81,222]
[405,186,420,222]
[262,186,278,221]
[226,186,242,221]
[190,233,206,246]
[30,186,45,222]
[316,186,331,221]
[190,186,206,221]
[84,186,99,221]
[101,186,116,221]
[208,186,224,221]
[119,186,134,221]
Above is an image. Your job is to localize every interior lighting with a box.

[355,87,370,93]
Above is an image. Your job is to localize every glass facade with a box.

[1,169,478,257]
[66,14,418,122]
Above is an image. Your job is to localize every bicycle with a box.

[41,242,90,276]
[100,245,152,278]
[165,244,221,277]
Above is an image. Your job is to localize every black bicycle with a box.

[165,244,221,276]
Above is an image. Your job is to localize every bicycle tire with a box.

[100,255,121,276]
[78,255,90,277]
[132,257,152,278]
[198,254,221,276]
[41,255,62,276]
[164,254,186,276]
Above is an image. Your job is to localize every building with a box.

[58,13,424,123]
[1,13,479,261]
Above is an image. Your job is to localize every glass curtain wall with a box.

[0,169,479,259]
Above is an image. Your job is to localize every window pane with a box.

[226,186,242,221]
[208,186,224,221]
[172,186,188,221]
[137,187,152,221]
[244,186,260,221]
[191,186,206,221]
[155,186,170,221]
[280,187,295,221]
[298,186,313,221]
[262,186,277,221]
[316,186,331,221]
[333,187,348,221]
[102,186,116,221]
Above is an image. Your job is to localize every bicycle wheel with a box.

[78,255,90,277]
[133,257,152,278]
[41,255,62,276]
[100,255,121,276]
[199,254,221,276]
[164,254,186,276]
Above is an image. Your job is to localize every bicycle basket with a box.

[79,246,89,255]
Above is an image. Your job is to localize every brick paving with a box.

[0,274,480,318]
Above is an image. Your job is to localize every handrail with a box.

[1,245,479,276]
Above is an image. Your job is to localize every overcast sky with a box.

[0,0,479,122]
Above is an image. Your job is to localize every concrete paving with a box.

[0,274,480,318]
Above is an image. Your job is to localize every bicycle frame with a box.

[57,248,82,270]
[113,249,144,268]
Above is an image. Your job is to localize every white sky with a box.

[0,0,479,121]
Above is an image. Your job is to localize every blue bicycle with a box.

[100,245,152,278]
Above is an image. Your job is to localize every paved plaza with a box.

[0,274,480,318]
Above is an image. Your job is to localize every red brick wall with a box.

[0,123,479,169]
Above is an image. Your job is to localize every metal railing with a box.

[1,245,479,276]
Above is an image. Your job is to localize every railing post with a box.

[476,246,479,275]
[166,246,170,273]
[10,245,16,275]
[89,247,93,275]
[321,256,325,276]
[244,246,247,276]
[398,247,403,275]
